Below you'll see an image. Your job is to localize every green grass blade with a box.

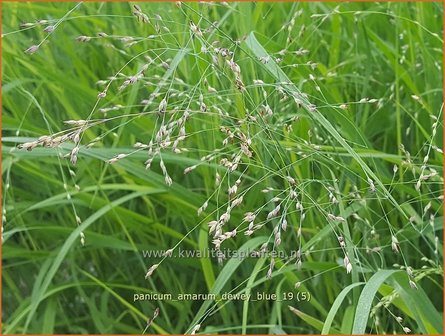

[352,270,399,334]
[188,236,268,330]
[243,32,407,219]
[322,282,365,334]
[23,190,160,332]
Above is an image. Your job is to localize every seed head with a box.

[164,249,173,257]
[267,205,280,220]
[145,264,159,279]
[70,146,79,165]
[184,165,197,175]
[43,25,54,33]
[281,218,288,231]
[231,196,243,208]
[158,98,167,115]
[243,212,256,222]
[80,232,85,246]
[197,201,208,216]
[191,324,201,335]
[344,256,352,274]
[19,141,38,151]
[97,91,107,99]
[164,175,173,186]
[25,45,39,54]
[189,21,202,37]
[391,235,400,253]
[76,35,91,42]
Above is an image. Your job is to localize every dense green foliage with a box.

[2,2,443,334]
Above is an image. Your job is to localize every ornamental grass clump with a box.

[3,2,443,334]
